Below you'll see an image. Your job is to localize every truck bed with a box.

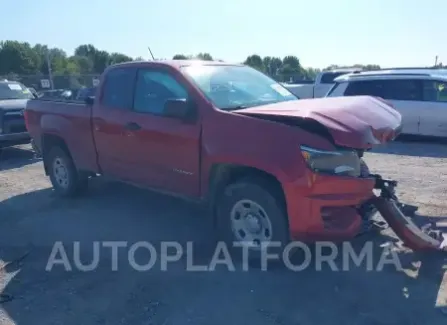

[25,99,99,173]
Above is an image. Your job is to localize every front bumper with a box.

[285,171,376,242]
[0,132,30,148]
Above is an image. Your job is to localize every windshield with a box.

[181,65,297,110]
[0,82,34,100]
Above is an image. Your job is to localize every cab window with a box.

[101,68,136,109]
[133,69,188,115]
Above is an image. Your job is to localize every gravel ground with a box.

[0,139,446,325]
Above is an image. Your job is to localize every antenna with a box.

[148,47,155,60]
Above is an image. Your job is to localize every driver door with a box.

[126,68,202,197]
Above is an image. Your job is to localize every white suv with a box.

[326,69,447,137]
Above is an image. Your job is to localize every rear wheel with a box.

[216,178,289,261]
[46,146,88,197]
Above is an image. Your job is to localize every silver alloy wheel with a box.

[53,157,69,189]
[230,199,273,249]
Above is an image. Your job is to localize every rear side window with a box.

[387,79,422,101]
[101,68,136,109]
[344,79,423,101]
[326,82,348,97]
[422,80,447,102]
[320,72,349,84]
[344,80,387,97]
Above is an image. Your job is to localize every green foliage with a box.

[0,41,40,75]
[244,54,264,72]
[196,53,213,61]
[172,54,189,60]
[0,41,135,77]
[243,54,316,82]
[1,40,387,85]
[172,53,213,60]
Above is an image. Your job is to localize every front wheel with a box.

[46,146,88,197]
[216,178,289,261]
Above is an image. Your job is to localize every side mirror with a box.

[163,98,194,120]
[85,96,95,105]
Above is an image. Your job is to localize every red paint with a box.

[25,60,404,242]
[236,95,402,149]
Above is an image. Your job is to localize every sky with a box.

[1,0,445,69]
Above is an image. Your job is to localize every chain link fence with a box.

[0,73,101,91]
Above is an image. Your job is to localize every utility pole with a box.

[46,50,54,89]
[148,47,155,60]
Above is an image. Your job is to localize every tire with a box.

[46,146,88,197]
[215,178,289,263]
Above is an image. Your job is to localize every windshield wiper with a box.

[221,105,249,111]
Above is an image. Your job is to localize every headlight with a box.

[300,145,361,177]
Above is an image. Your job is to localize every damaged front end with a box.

[297,143,446,252]
[236,96,445,251]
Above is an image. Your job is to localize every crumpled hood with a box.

[234,96,402,149]
[0,99,29,111]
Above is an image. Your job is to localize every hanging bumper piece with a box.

[367,174,446,252]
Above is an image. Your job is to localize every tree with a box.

[91,50,110,74]
[69,56,92,74]
[263,56,282,77]
[0,41,40,75]
[0,39,390,88]
[173,54,189,60]
[109,53,133,65]
[196,53,213,61]
[74,44,97,58]
[304,67,320,80]
[244,54,264,71]
[278,55,302,81]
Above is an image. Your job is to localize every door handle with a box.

[124,122,141,131]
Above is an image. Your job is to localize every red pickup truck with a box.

[26,60,408,252]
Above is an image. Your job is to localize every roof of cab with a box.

[334,68,447,83]
[107,59,243,71]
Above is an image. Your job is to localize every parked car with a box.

[0,80,34,149]
[326,68,447,138]
[25,60,403,255]
[283,68,361,99]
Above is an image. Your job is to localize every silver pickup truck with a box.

[0,80,34,150]
[283,68,361,99]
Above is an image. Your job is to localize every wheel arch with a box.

[207,163,287,223]
[41,133,72,175]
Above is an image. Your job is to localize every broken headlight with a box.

[300,145,361,177]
